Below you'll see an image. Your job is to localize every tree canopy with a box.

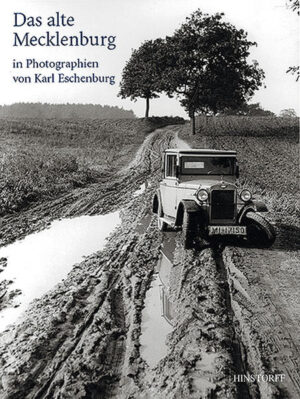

[287,0,300,15]
[286,1,299,81]
[161,10,265,132]
[119,39,166,118]
[119,9,265,131]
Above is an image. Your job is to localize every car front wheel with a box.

[182,209,199,249]
[244,212,276,248]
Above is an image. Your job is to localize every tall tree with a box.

[287,0,300,14]
[119,39,166,118]
[286,0,299,81]
[161,10,265,133]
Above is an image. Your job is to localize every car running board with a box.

[160,215,176,227]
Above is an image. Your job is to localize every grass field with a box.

[0,115,298,226]
[0,117,183,216]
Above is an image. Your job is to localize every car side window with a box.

[165,155,177,178]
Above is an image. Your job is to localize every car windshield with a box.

[181,156,235,175]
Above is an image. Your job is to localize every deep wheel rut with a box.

[0,125,298,399]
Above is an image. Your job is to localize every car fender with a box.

[238,200,268,223]
[175,200,201,226]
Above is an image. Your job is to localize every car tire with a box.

[244,212,276,248]
[182,210,198,249]
[157,198,168,232]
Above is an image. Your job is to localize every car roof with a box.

[164,148,237,155]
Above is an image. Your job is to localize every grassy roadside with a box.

[0,117,183,216]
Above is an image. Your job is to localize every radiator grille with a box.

[211,190,235,220]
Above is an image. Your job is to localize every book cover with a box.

[0,1,299,398]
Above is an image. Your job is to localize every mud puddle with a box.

[0,211,120,332]
[140,251,175,368]
[133,183,146,197]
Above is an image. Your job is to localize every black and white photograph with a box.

[0,0,299,398]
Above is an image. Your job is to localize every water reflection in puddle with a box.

[0,212,120,332]
[158,252,175,325]
[158,251,173,289]
[140,273,173,368]
[140,251,175,368]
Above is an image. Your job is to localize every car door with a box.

[160,154,178,218]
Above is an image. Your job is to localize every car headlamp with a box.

[197,189,208,201]
[240,189,252,202]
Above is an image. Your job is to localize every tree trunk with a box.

[191,112,196,135]
[145,97,150,118]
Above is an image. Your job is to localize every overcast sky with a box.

[0,0,299,117]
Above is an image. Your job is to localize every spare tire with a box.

[244,212,276,248]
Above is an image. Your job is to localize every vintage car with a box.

[153,148,276,249]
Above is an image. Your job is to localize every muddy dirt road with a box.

[0,125,299,398]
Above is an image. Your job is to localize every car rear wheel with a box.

[157,198,167,231]
[244,212,276,248]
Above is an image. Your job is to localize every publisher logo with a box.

[233,373,285,383]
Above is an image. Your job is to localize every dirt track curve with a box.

[0,125,299,399]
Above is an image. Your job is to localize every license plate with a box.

[208,226,247,236]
